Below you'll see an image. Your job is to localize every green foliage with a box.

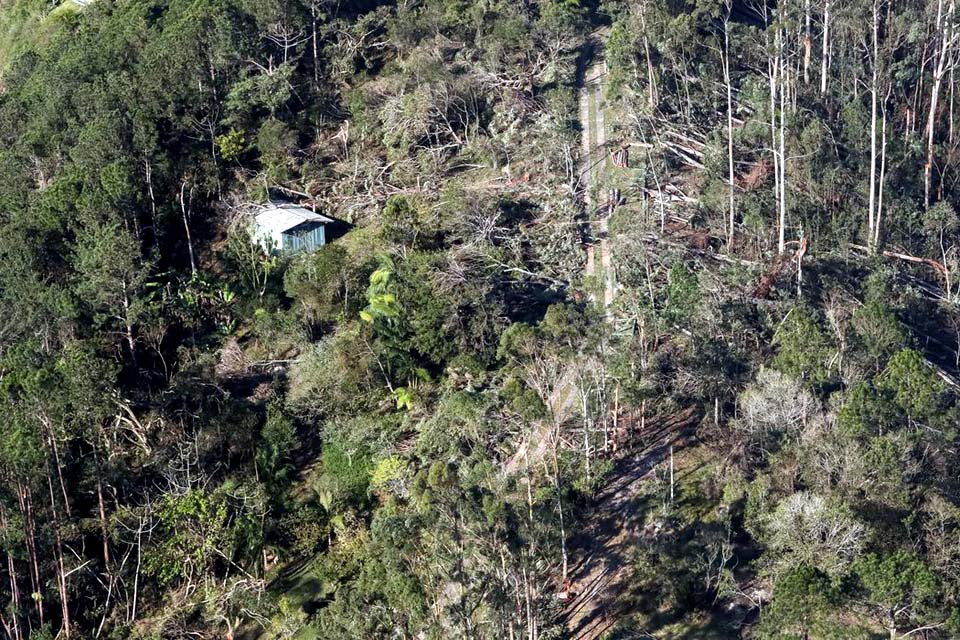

[851,272,907,371]
[314,444,371,514]
[501,375,547,420]
[773,307,834,385]
[757,565,840,639]
[227,61,296,119]
[497,322,539,362]
[923,201,959,251]
[257,402,299,499]
[146,486,264,586]
[369,456,408,497]
[393,386,415,410]
[287,326,381,418]
[862,434,914,502]
[380,195,433,248]
[256,117,298,183]
[605,19,634,95]
[881,348,945,420]
[539,0,583,34]
[837,381,902,437]
[393,251,460,365]
[264,596,309,639]
[3,0,960,637]
[73,221,152,334]
[225,222,281,297]
[217,128,247,161]
[663,262,700,327]
[541,302,588,350]
[852,306,906,372]
[360,256,401,325]
[854,551,940,631]
[284,243,367,328]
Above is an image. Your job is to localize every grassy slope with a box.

[0,0,78,79]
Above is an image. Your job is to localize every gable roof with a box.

[254,202,334,234]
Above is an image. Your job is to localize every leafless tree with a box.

[767,492,866,575]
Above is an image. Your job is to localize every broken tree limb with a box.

[753,238,808,299]
[849,243,948,277]
[882,249,947,277]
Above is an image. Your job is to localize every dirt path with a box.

[580,41,616,315]
[560,407,701,640]
[502,366,580,477]
[506,37,705,639]
[593,74,615,312]
[504,38,616,479]
[580,58,597,279]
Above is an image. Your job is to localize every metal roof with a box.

[254,202,334,233]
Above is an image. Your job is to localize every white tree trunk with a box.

[868,0,880,248]
[926,0,956,210]
[804,0,812,84]
[724,5,736,248]
[769,36,781,253]
[821,0,831,95]
[639,1,658,109]
[778,29,788,254]
[179,180,197,276]
[875,95,889,248]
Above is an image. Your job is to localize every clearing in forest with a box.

[580,36,616,314]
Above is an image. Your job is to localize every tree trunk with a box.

[868,0,880,248]
[941,228,953,300]
[797,234,804,297]
[41,420,71,519]
[669,445,675,503]
[16,482,42,627]
[769,25,782,253]
[724,4,736,248]
[914,50,930,138]
[130,515,144,624]
[549,431,569,584]
[875,92,889,248]
[45,472,70,638]
[179,180,197,276]
[951,63,956,145]
[926,0,956,210]
[1,505,23,640]
[522,561,534,640]
[142,157,160,252]
[804,0,812,84]
[93,449,111,570]
[578,373,591,478]
[121,284,137,367]
[821,0,831,95]
[311,5,319,91]
[639,1,658,109]
[778,28,788,254]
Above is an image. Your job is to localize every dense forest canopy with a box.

[0,0,960,638]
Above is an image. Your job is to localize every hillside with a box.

[0,1,959,639]
[0,0,80,79]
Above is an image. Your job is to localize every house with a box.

[251,202,334,254]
